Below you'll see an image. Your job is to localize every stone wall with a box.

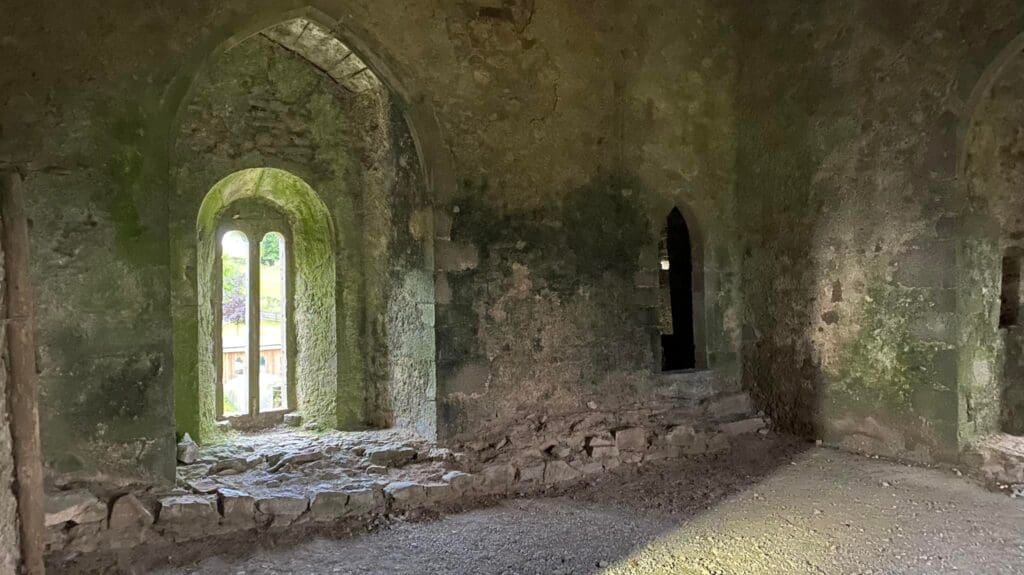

[13,0,1024,486]
[734,0,1024,461]
[170,33,434,441]
[964,51,1024,436]
[0,0,744,481]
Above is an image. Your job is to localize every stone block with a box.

[719,417,768,437]
[158,495,218,526]
[45,490,107,527]
[442,470,475,494]
[480,464,516,493]
[283,413,303,427]
[188,478,219,494]
[547,445,572,459]
[345,487,385,516]
[256,495,309,519]
[310,490,349,521]
[177,433,199,465]
[586,435,619,459]
[209,457,254,475]
[518,463,545,483]
[219,488,256,527]
[665,425,727,455]
[365,445,418,467]
[385,481,427,509]
[621,452,643,464]
[614,428,648,452]
[543,461,580,485]
[666,425,697,446]
[108,494,153,530]
[587,442,620,459]
[644,447,680,461]
[705,393,753,421]
[269,450,321,472]
[423,483,453,504]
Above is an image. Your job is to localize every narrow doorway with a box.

[661,208,696,371]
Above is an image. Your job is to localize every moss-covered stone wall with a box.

[733,0,1024,461]
[173,35,434,441]
[964,51,1024,436]
[15,0,1024,481]
[5,0,745,479]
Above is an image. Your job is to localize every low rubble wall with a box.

[43,390,766,565]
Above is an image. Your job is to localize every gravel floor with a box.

[154,436,1024,575]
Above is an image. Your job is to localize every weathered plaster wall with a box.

[734,0,1024,461]
[0,223,20,573]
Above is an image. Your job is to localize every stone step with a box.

[652,370,739,403]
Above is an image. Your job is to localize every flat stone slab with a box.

[45,489,107,527]
[158,495,218,525]
[365,445,418,467]
[109,494,153,530]
[256,494,309,517]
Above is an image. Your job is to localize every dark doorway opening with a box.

[1000,253,1021,329]
[661,208,696,371]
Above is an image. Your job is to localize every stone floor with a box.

[152,436,1024,574]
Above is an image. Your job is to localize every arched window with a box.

[659,207,698,371]
[216,207,292,420]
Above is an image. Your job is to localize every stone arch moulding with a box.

[193,168,338,440]
[160,4,456,203]
[164,5,455,443]
[957,30,1024,178]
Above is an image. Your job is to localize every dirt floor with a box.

[150,436,1024,575]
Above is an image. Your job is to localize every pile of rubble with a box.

[43,391,769,563]
[449,391,768,489]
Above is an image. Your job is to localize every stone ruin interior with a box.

[3,2,1024,574]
